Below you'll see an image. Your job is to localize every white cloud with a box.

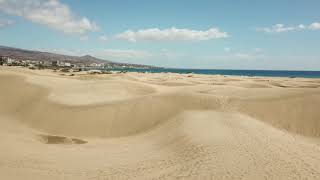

[95,49,152,59]
[258,22,320,33]
[115,27,229,42]
[99,35,108,41]
[0,18,14,28]
[0,0,99,34]
[257,24,303,33]
[309,22,320,30]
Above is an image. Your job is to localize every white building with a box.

[6,57,14,64]
[90,63,98,67]
[64,62,71,67]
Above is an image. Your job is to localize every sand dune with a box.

[1,66,320,179]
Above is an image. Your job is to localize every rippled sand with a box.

[1,66,320,180]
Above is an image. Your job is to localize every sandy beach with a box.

[1,66,320,180]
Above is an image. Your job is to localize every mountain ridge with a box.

[0,45,112,65]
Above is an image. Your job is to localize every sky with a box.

[0,0,320,70]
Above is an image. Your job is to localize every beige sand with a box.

[1,66,320,180]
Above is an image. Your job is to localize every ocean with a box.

[107,68,320,78]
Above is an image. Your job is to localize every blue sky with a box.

[0,0,320,70]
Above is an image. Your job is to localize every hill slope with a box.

[0,46,112,65]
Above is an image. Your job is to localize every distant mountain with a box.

[0,45,159,69]
[0,45,112,65]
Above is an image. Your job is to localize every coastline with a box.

[103,67,320,78]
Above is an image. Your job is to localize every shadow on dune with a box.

[38,134,87,144]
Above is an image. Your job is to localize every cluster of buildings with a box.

[0,56,68,68]
[0,56,106,70]
[0,56,156,72]
[0,56,18,66]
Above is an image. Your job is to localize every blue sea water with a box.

[109,68,320,78]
